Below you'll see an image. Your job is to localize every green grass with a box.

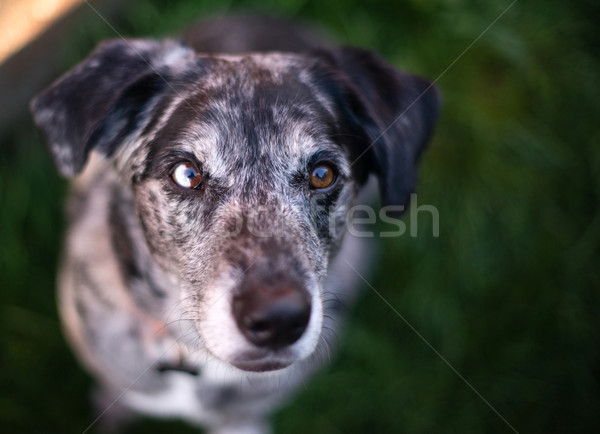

[1,0,599,432]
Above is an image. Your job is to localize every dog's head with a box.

[31,39,439,372]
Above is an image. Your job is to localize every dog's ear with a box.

[309,47,440,211]
[31,38,195,177]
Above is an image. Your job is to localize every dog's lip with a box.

[231,358,293,372]
[230,350,295,372]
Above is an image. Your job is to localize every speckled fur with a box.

[31,16,439,434]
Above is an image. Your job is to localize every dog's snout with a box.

[233,284,311,350]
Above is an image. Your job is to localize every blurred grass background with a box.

[1,0,599,432]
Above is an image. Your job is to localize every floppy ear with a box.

[30,38,195,177]
[310,47,440,211]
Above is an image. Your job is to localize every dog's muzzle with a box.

[198,233,322,373]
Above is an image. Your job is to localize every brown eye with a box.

[309,163,336,189]
[171,162,202,189]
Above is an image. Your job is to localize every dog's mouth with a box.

[230,349,295,372]
[231,358,293,372]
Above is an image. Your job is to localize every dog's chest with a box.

[120,363,291,425]
[122,372,215,423]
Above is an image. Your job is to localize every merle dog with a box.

[31,15,439,434]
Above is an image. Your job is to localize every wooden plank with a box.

[0,0,121,133]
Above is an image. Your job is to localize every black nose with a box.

[233,284,311,350]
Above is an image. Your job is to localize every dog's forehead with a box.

[199,52,308,85]
[152,53,346,182]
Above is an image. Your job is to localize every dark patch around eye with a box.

[93,72,169,159]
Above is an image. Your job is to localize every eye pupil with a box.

[184,168,196,180]
[310,164,335,189]
[313,167,328,180]
[171,162,202,189]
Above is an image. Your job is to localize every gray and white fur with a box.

[31,15,439,434]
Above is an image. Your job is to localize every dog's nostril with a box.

[248,319,270,332]
[233,287,311,350]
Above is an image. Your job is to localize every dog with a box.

[31,14,439,434]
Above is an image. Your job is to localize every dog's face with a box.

[31,39,439,373]
[130,54,360,371]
